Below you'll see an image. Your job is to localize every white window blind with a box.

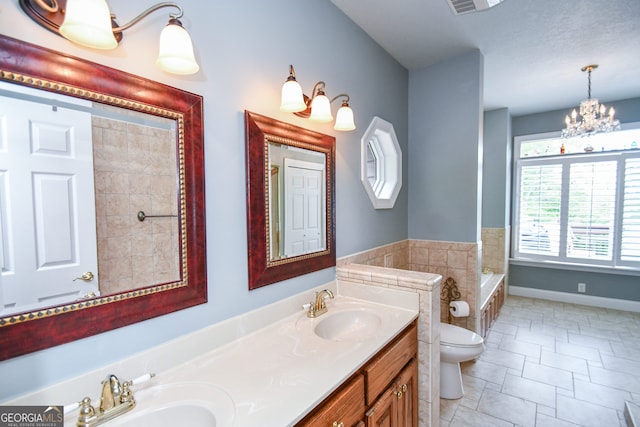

[517,164,562,256]
[621,158,640,262]
[514,126,640,269]
[566,161,617,261]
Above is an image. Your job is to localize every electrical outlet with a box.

[578,283,586,293]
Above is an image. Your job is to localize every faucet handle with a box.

[120,381,135,404]
[77,397,95,426]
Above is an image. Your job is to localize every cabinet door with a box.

[366,359,418,427]
[396,359,418,427]
[299,375,365,427]
[365,387,397,427]
[365,323,417,405]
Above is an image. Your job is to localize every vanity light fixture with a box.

[280,65,356,131]
[19,0,200,75]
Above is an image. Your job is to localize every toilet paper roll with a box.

[449,300,470,317]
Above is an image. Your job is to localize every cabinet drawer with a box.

[299,374,365,427]
[364,322,417,405]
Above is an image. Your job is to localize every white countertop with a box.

[7,281,419,427]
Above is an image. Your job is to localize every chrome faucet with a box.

[75,375,136,427]
[307,289,335,318]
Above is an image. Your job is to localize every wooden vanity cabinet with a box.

[301,375,366,427]
[296,321,418,427]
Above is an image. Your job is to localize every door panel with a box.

[284,158,325,257]
[0,87,99,314]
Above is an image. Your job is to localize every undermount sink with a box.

[314,309,382,342]
[101,383,235,427]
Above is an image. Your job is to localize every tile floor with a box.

[440,295,640,427]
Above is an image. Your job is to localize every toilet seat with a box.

[440,323,483,348]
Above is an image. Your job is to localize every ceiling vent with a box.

[447,0,505,15]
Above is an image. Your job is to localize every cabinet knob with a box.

[396,383,408,398]
[332,422,344,427]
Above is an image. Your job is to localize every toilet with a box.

[440,322,484,399]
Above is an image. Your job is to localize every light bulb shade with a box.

[309,94,333,123]
[280,80,306,112]
[156,20,200,75]
[59,0,118,50]
[334,103,355,131]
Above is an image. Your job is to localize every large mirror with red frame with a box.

[245,111,335,289]
[0,35,207,360]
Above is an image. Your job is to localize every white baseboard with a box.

[509,286,640,313]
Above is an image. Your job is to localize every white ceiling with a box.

[330,0,640,116]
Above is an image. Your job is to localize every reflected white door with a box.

[284,158,325,257]
[0,91,99,314]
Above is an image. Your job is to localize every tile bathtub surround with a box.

[338,239,480,331]
[480,227,510,275]
[440,295,640,427]
[337,264,442,427]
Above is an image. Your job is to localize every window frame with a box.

[512,125,640,273]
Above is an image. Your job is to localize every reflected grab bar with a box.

[137,210,178,222]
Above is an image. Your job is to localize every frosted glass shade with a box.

[280,80,306,112]
[156,22,200,75]
[59,0,117,49]
[334,104,355,131]
[309,94,333,123]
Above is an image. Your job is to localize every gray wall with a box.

[408,50,484,243]
[482,108,512,228]
[0,0,409,400]
[510,96,640,302]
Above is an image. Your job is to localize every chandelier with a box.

[561,65,620,138]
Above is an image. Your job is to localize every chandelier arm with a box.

[33,0,58,13]
[112,2,183,33]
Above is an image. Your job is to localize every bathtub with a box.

[481,272,493,288]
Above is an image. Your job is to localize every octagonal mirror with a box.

[361,116,402,209]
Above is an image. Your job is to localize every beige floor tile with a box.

[515,329,557,349]
[502,373,556,407]
[540,350,589,375]
[600,353,640,374]
[477,388,536,427]
[461,359,507,385]
[449,405,513,427]
[523,360,574,390]
[568,332,614,353]
[536,412,582,427]
[556,394,620,427]
[588,365,640,394]
[555,341,602,362]
[573,378,632,411]
[499,336,542,358]
[479,347,525,372]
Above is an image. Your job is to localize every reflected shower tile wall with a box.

[92,116,178,295]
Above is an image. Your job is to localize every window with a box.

[513,125,640,269]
